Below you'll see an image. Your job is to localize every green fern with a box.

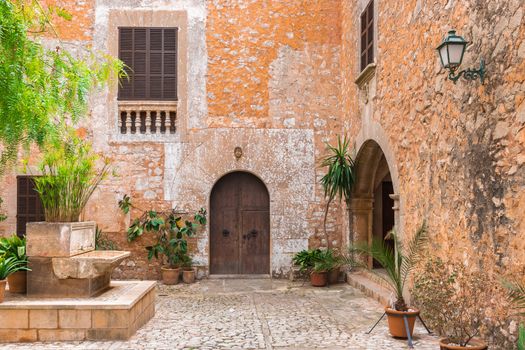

[519,325,525,350]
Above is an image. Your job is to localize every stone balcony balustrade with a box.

[118,101,178,135]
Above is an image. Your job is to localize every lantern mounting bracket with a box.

[448,59,485,84]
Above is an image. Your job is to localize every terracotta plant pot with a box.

[328,267,340,284]
[182,268,195,284]
[0,280,6,303]
[439,338,488,350]
[385,307,420,338]
[310,271,328,287]
[7,271,27,293]
[161,267,180,285]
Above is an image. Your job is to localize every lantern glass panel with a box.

[447,42,465,68]
[439,45,449,68]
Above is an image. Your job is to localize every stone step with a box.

[346,271,392,306]
[359,268,393,291]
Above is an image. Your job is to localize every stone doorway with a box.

[209,172,270,275]
[349,140,399,269]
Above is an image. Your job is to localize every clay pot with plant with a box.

[0,235,29,293]
[412,258,489,349]
[351,222,428,339]
[292,249,341,287]
[119,195,206,285]
[0,257,29,302]
[181,255,196,284]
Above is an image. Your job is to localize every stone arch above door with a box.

[350,122,401,267]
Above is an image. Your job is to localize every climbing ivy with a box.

[0,0,124,174]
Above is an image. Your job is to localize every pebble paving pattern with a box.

[3,279,440,350]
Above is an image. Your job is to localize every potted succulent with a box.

[181,255,196,284]
[0,257,30,302]
[0,235,29,293]
[119,194,206,285]
[352,222,428,339]
[412,258,489,349]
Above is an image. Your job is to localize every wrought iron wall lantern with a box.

[436,30,485,84]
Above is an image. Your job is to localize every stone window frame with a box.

[355,0,378,89]
[107,10,188,143]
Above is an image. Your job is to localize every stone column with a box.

[348,197,374,268]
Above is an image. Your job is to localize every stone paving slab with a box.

[2,279,440,349]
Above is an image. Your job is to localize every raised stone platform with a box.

[0,281,156,343]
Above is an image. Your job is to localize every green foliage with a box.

[0,197,6,222]
[292,249,341,273]
[95,226,118,251]
[320,135,356,248]
[351,222,428,311]
[118,194,207,268]
[0,256,29,280]
[412,258,490,347]
[503,279,525,350]
[31,132,111,222]
[0,234,27,263]
[504,279,525,316]
[0,0,124,174]
[519,324,525,350]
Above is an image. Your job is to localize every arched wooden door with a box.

[210,172,270,274]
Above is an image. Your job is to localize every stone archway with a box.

[349,140,400,268]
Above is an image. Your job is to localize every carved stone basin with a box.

[52,250,131,279]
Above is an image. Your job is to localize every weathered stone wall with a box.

[0,0,345,279]
[342,0,524,347]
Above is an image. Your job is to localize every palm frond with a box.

[399,221,428,288]
[504,279,525,315]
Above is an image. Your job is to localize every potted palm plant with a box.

[320,135,356,250]
[0,235,29,293]
[0,257,30,302]
[352,222,428,338]
[119,194,206,285]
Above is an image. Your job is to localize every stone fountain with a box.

[26,221,130,297]
[0,222,156,343]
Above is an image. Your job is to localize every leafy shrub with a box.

[118,194,206,268]
[412,258,490,347]
[95,227,119,251]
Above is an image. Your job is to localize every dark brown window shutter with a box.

[360,0,374,71]
[118,27,178,101]
[16,176,45,237]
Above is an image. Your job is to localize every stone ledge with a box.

[0,281,156,343]
[355,63,376,88]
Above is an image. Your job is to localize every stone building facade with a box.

[0,0,524,342]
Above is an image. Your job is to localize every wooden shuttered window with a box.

[16,176,45,237]
[360,0,374,71]
[118,27,178,101]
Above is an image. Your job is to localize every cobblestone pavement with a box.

[3,279,440,350]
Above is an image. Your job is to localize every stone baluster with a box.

[145,112,151,134]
